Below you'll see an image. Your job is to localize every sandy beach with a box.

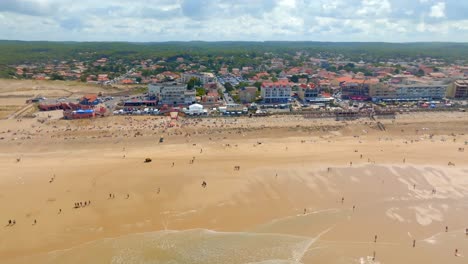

[1,111,468,264]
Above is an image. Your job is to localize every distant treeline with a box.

[0,40,467,65]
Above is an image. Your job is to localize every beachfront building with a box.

[148,82,196,105]
[297,83,319,101]
[335,77,379,100]
[447,79,468,99]
[260,80,291,104]
[395,84,447,100]
[369,83,448,101]
[218,103,248,115]
[239,86,257,103]
[181,72,217,85]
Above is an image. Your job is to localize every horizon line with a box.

[1,39,468,44]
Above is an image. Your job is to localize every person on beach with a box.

[304,208,307,214]
[341,197,344,204]
[33,219,36,225]
[58,209,62,214]
[446,226,448,232]
[413,240,416,247]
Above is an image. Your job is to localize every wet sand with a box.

[1,112,468,263]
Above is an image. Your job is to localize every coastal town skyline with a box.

[1,0,467,42]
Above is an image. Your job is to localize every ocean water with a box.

[6,208,345,264]
[31,229,314,264]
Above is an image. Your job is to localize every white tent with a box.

[186,103,206,115]
[189,103,203,111]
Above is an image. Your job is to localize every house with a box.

[98,74,109,82]
[121,79,135,85]
[80,94,100,105]
[239,86,257,103]
[148,82,195,105]
[261,80,291,104]
[202,91,220,105]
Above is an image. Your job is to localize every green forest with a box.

[0,40,467,67]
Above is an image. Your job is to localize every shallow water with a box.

[32,229,313,264]
[8,208,347,264]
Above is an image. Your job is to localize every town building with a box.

[218,104,248,115]
[202,91,220,106]
[370,83,448,101]
[261,80,291,103]
[148,82,196,105]
[80,94,100,105]
[239,86,257,103]
[447,80,468,99]
[181,72,216,85]
[297,84,319,101]
[335,77,379,100]
[395,84,447,100]
[97,74,109,83]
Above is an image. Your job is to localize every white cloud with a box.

[0,0,466,42]
[429,2,446,18]
[357,0,391,17]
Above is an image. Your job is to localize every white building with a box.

[370,83,448,100]
[148,82,196,105]
[260,80,292,104]
[395,84,447,99]
[218,104,248,114]
[181,72,216,85]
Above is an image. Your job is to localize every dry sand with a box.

[0,79,127,119]
[0,111,467,264]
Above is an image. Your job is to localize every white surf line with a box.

[319,240,401,246]
[421,228,468,243]
[407,232,413,239]
[262,208,340,227]
[295,226,335,262]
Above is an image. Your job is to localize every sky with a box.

[0,0,467,42]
